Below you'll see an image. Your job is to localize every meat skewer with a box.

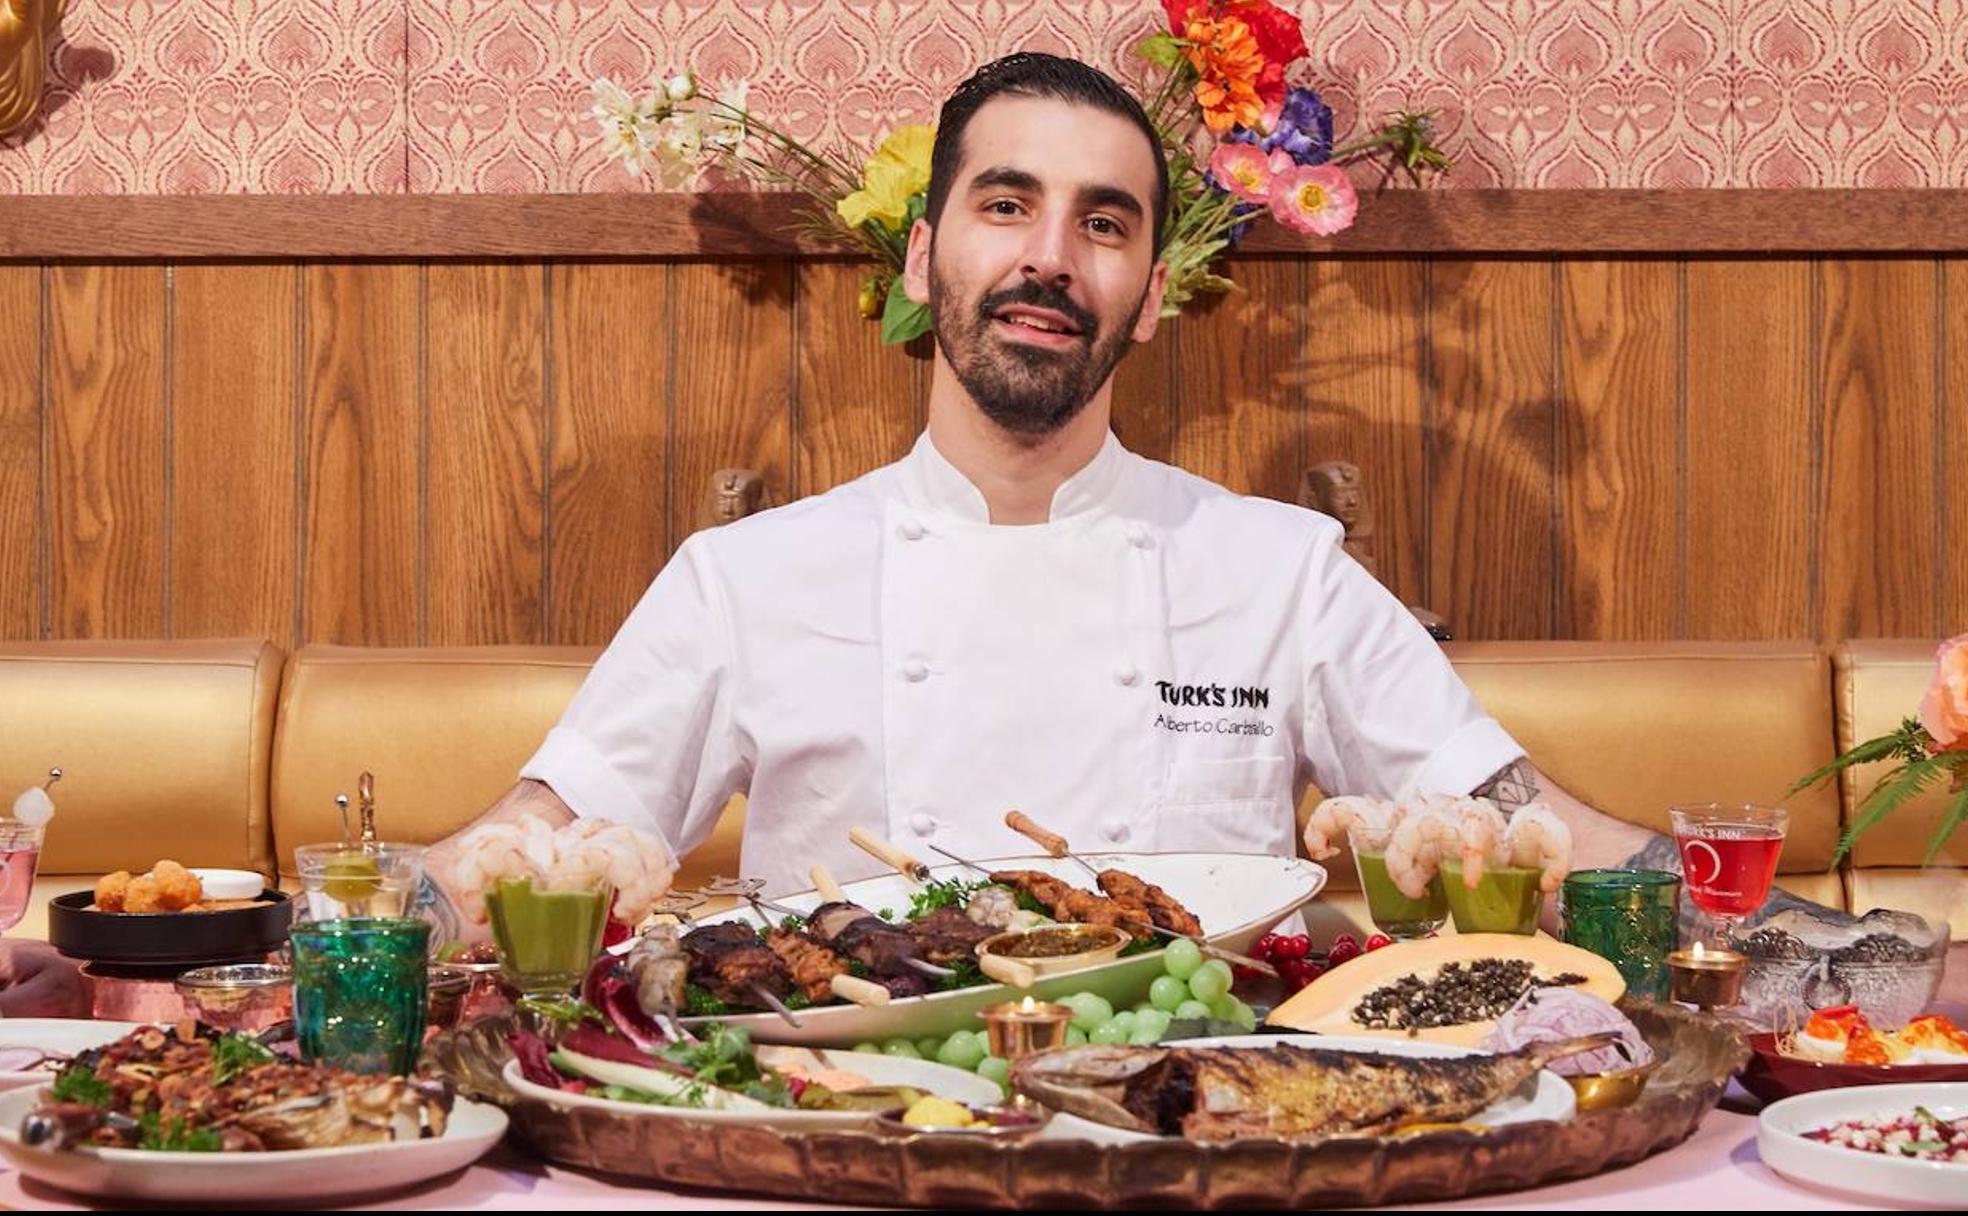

[847,826,932,882]
[624,923,694,1040]
[678,921,806,1027]
[806,864,956,981]
[743,897,892,1007]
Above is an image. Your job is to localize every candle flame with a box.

[1691,942,1706,960]
[1018,996,1039,1013]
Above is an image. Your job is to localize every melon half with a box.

[1267,933,1626,1048]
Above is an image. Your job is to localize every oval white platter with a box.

[0,1084,508,1204]
[1757,1081,1968,1208]
[1035,1033,1578,1145]
[680,850,1326,1046]
[503,1043,1004,1131]
[0,1020,145,1092]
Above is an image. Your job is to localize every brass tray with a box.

[424,1000,1748,1209]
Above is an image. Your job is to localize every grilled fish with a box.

[1011,1033,1620,1141]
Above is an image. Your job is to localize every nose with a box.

[1019,211,1075,290]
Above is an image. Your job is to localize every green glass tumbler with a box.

[290,917,430,1074]
[1559,869,1680,1001]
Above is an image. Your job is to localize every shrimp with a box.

[1301,796,1398,860]
[1383,809,1459,900]
[1500,803,1573,894]
[1441,798,1509,889]
[439,819,540,924]
[552,817,678,926]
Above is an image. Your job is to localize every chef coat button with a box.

[1102,820,1131,843]
[1114,664,1141,686]
[901,659,929,683]
[1125,524,1152,549]
[898,518,926,541]
[910,812,936,837]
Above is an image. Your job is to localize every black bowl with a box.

[49,889,294,967]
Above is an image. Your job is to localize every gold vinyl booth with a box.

[2,637,1962,940]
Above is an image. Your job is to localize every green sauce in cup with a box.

[1440,859,1543,935]
[484,876,612,995]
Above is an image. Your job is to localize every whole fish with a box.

[1011,1033,1620,1141]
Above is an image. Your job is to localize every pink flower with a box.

[1268,164,1358,236]
[1209,143,1290,204]
[1920,633,1968,754]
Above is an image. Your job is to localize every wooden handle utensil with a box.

[809,863,848,903]
[829,974,892,1006]
[848,827,931,882]
[1004,810,1071,858]
[977,953,1038,991]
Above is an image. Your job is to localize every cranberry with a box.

[1331,932,1358,951]
[1254,933,1281,960]
[1364,933,1394,952]
[1328,939,1361,966]
[1272,935,1309,961]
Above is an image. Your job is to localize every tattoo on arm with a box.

[1471,758,1538,812]
[1617,833,1855,946]
[412,875,463,951]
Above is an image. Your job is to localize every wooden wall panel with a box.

[1817,260,1939,640]
[1300,260,1427,610]
[1945,261,1968,633]
[794,263,918,498]
[1557,260,1681,640]
[46,266,166,638]
[301,263,422,646]
[425,264,547,645]
[0,267,38,640]
[1427,261,1557,640]
[170,265,299,641]
[1171,260,1304,502]
[667,264,793,551]
[1684,262,1814,639]
[547,263,671,646]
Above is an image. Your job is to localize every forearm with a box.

[419,779,576,946]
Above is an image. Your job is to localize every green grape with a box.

[1163,938,1203,980]
[1187,966,1229,1004]
[1064,1024,1088,1046]
[1226,999,1258,1032]
[1062,992,1113,1031]
[916,1036,944,1060]
[937,1032,986,1071]
[976,1056,1011,1088]
[1128,1023,1165,1045]
[1132,1002,1157,1017]
[1148,975,1189,1012]
[1209,992,1242,1020]
[1109,1011,1137,1035]
[1133,1009,1172,1041]
[1174,999,1213,1021]
[1088,1020,1129,1046]
[882,1039,922,1059]
[852,1041,882,1055]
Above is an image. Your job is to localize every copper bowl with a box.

[974,924,1130,976]
[174,963,294,1032]
[871,1103,1050,1141]
[1563,1059,1659,1113]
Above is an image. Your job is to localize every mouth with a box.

[991,304,1085,348]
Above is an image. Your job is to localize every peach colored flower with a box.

[1184,14,1269,134]
[1208,143,1289,204]
[1268,164,1358,236]
[1920,632,1968,754]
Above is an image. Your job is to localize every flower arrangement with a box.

[1792,634,1968,863]
[592,1,1449,343]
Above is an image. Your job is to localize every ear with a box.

[903,217,933,306]
[1130,259,1171,343]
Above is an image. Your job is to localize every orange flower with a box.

[1919,632,1968,754]
[1183,14,1270,134]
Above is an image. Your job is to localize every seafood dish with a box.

[21,1022,451,1153]
[1784,1005,1968,1066]
[1304,794,1574,896]
[1011,1032,1616,1141]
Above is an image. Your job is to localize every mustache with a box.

[975,281,1098,342]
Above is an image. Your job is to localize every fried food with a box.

[1096,870,1203,938]
[90,860,205,913]
[93,871,133,912]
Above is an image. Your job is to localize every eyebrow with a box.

[965,165,1146,224]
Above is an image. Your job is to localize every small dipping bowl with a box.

[425,964,474,1036]
[175,963,294,1033]
[872,1103,1051,1141]
[975,924,1129,977]
[1563,1059,1660,1113]
[1668,947,1747,1008]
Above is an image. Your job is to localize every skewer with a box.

[742,893,891,1008]
[807,864,955,979]
[1004,810,1101,881]
[664,880,807,1028]
[848,826,932,882]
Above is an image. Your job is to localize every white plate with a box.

[1757,1081,1968,1207]
[503,1043,1003,1130]
[0,1020,145,1092]
[1036,1033,1577,1144]
[685,851,1326,1046]
[0,1085,507,1204]
[189,869,267,901]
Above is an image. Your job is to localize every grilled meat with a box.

[906,907,993,965]
[681,921,792,1006]
[1097,870,1203,938]
[988,869,1152,939]
[1012,1034,1621,1141]
[764,927,850,1003]
[627,923,690,1021]
[818,903,933,978]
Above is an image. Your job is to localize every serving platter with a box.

[0,1020,145,1092]
[428,998,1746,1209]
[47,889,293,967]
[681,850,1325,1046]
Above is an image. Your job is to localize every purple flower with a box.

[1226,86,1333,166]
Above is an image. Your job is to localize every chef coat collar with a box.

[901,429,1129,525]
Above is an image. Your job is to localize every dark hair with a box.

[925,52,1170,255]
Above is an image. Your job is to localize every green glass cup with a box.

[1347,822,1447,939]
[1559,869,1680,1001]
[483,875,612,996]
[290,917,430,1074]
[1440,859,1544,935]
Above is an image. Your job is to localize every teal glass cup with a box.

[290,917,430,1074]
[1559,869,1680,1001]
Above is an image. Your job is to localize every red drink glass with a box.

[0,821,44,933]
[1669,803,1787,947]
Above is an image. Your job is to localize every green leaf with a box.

[211,1033,276,1085]
[1832,755,1954,866]
[1788,732,1908,795]
[1921,766,1968,865]
[50,1065,112,1108]
[880,276,933,345]
[1136,33,1187,70]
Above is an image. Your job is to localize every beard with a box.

[929,252,1145,441]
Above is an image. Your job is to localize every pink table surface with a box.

[0,1088,1895,1212]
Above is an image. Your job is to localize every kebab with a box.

[805,864,957,984]
[677,921,806,1025]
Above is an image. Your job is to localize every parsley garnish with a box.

[211,1033,276,1084]
[683,983,730,1017]
[137,1111,221,1152]
[50,1065,112,1108]
[906,877,991,920]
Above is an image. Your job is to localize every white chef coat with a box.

[521,431,1523,895]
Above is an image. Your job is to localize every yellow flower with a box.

[838,123,935,232]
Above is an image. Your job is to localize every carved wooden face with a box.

[710,469,765,524]
[1304,462,1365,529]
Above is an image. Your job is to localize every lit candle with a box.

[978,997,1073,1064]
[1666,941,1746,1009]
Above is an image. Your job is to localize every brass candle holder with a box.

[1666,944,1746,1009]
[979,996,1073,1107]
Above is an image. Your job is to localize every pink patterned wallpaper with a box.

[3,1,1965,193]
